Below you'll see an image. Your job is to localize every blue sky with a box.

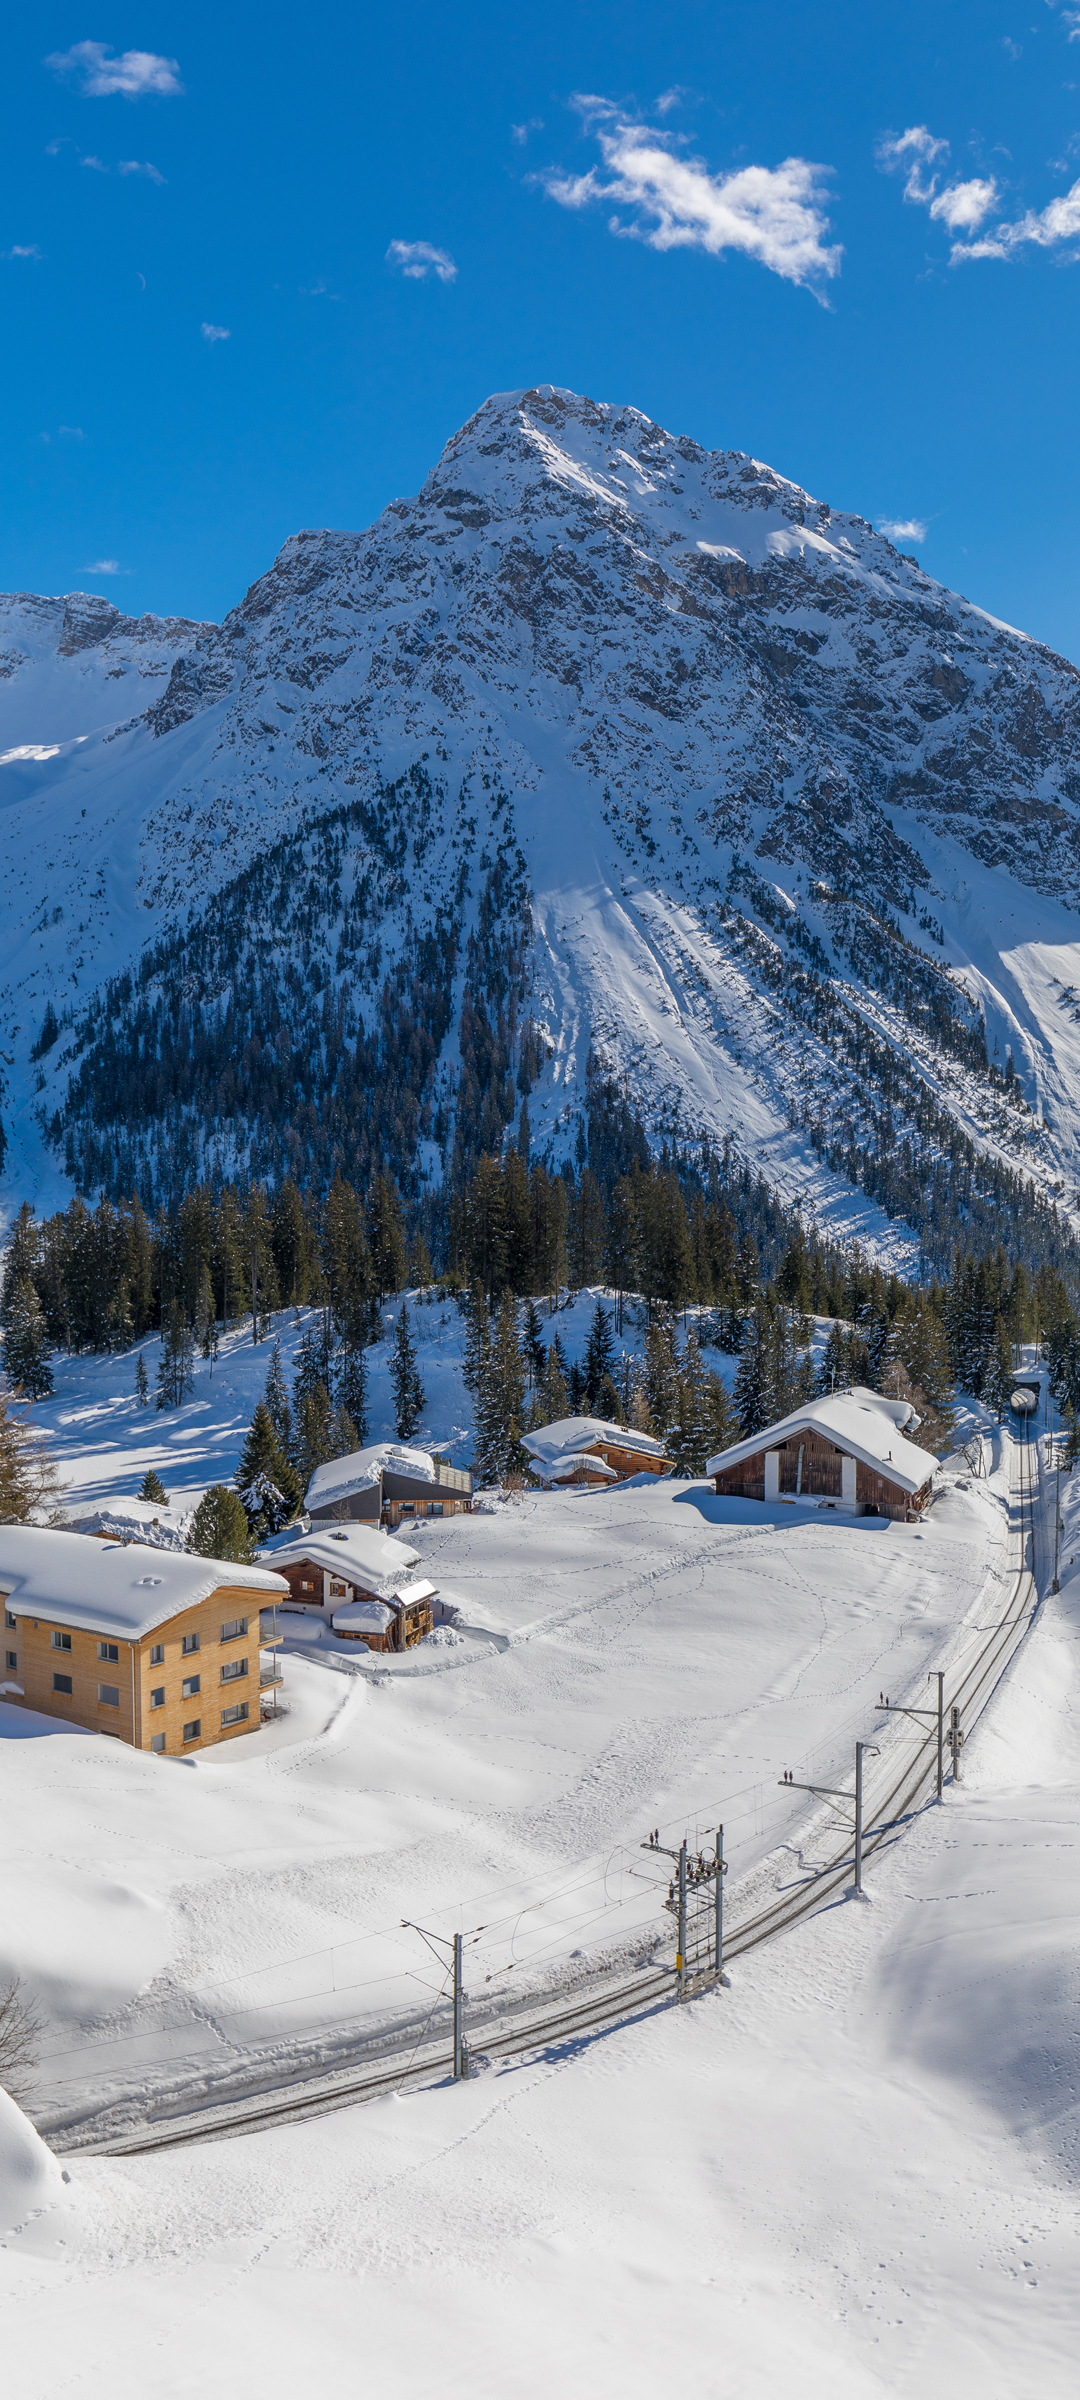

[4,4,1080,655]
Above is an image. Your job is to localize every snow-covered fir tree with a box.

[390,1300,425,1440]
[156,1304,194,1410]
[236,1401,303,1536]
[1,1277,53,1401]
[137,1467,169,1505]
[474,1293,526,1487]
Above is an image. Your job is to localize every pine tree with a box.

[155,1305,195,1410]
[983,1316,1015,1421]
[135,1351,149,1405]
[390,1300,425,1441]
[327,1403,359,1461]
[0,1203,40,1331]
[703,1370,739,1460]
[584,1300,616,1405]
[138,1467,169,1505]
[187,1484,255,1564]
[195,1265,218,1372]
[522,1299,546,1390]
[336,1341,369,1445]
[475,1293,526,1486]
[264,1338,292,1453]
[460,1280,491,1399]
[734,1308,770,1438]
[236,1401,303,1536]
[0,1383,60,1522]
[293,1381,334,1490]
[668,1329,712,1473]
[541,1338,570,1423]
[367,1172,407,1300]
[1,1277,53,1401]
[644,1309,680,1438]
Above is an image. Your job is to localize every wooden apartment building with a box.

[0,1526,288,1756]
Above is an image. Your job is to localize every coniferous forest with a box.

[6,1037,1080,1524]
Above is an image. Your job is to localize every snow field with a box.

[3,1463,1080,2398]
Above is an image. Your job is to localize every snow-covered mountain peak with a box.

[4,385,1080,1275]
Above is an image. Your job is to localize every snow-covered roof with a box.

[706,1391,936,1496]
[0,1525,288,1640]
[256,1522,421,1598]
[394,1577,438,1607]
[305,1441,437,1509]
[64,1498,192,1553]
[332,1599,394,1633]
[522,1417,667,1465]
[528,1451,619,1484]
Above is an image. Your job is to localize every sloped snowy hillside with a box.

[3,387,1080,1260]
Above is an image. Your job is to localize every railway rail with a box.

[55,1428,1041,2159]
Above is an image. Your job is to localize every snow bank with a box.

[0,2088,63,2232]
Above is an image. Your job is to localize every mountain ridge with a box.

[3,385,1080,1272]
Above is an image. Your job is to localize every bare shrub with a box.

[0,1975,44,2105]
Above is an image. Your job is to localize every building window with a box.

[149,1643,165,1665]
[150,1686,165,1710]
[220,1657,248,1684]
[220,1617,248,1642]
[97,1683,120,1707]
[51,1630,72,1652]
[150,1733,166,1754]
[181,1632,200,1656]
[4,1611,15,1629]
[98,1640,119,1663]
[52,1673,73,1694]
[221,1701,249,1727]
[431,1501,444,1516]
[181,1674,201,1699]
[329,1578,348,1600]
[300,1579,314,1592]
[5,1650,17,1670]
[182,1719,201,1743]
[399,1500,415,1515]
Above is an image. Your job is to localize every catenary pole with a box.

[949,1706,963,1786]
[452,1932,464,2080]
[714,1824,725,1981]
[853,1742,878,1895]
[677,1839,688,1998]
[933,1670,944,1799]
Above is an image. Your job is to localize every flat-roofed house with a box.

[706,1388,936,1522]
[523,1416,674,1490]
[0,1525,288,1756]
[257,1524,437,1650]
[305,1442,472,1530]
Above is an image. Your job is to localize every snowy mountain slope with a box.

[3,386,1080,1256]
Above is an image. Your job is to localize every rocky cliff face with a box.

[2,386,1080,1261]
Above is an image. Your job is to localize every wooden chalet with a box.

[0,1526,288,1756]
[706,1389,936,1523]
[257,1525,437,1651]
[523,1416,674,1491]
[305,1441,472,1530]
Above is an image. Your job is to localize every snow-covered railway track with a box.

[55,1437,1041,2158]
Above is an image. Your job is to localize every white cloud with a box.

[118,159,166,184]
[3,243,42,260]
[201,322,230,341]
[1002,35,1022,59]
[878,126,999,235]
[540,99,841,293]
[59,425,84,439]
[45,42,183,98]
[877,517,927,544]
[510,118,544,145]
[386,239,458,282]
[928,177,999,230]
[81,558,120,575]
[955,174,1080,259]
[655,86,689,116]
